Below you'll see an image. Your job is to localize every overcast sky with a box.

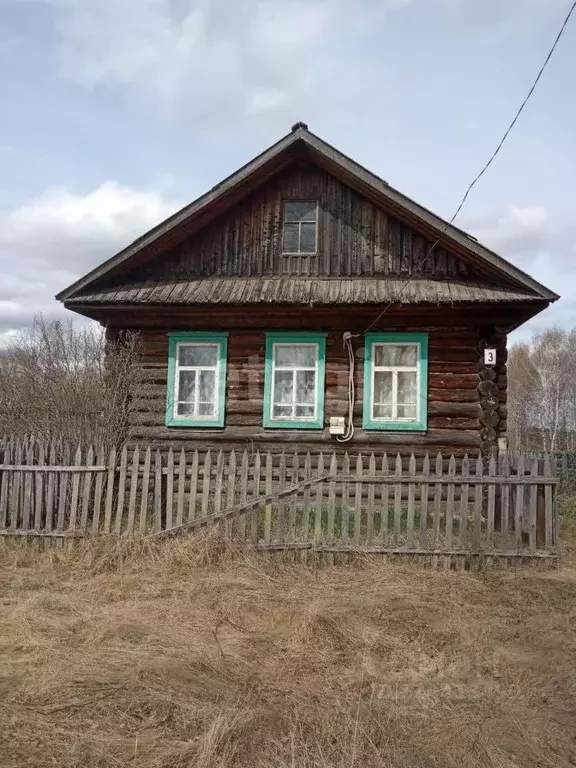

[1,0,575,343]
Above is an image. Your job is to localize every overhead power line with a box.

[365,0,576,333]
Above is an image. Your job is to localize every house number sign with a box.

[484,348,497,366]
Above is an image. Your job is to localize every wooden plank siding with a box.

[120,165,475,284]
[118,309,507,454]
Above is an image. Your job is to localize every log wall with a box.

[113,308,509,455]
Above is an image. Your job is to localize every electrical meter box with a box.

[329,417,346,436]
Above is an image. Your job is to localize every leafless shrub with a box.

[0,316,140,448]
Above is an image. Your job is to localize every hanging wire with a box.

[365,0,576,333]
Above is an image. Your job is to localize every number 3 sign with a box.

[484,348,497,366]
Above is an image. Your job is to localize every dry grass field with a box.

[1,528,576,768]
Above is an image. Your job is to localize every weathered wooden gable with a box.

[133,163,474,283]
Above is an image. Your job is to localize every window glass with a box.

[282,201,318,253]
[374,344,418,367]
[271,343,318,421]
[282,223,300,253]
[173,342,222,422]
[275,344,317,367]
[178,344,218,367]
[370,343,420,423]
[284,201,317,222]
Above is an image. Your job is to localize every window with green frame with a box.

[263,333,327,429]
[363,333,428,431]
[165,332,229,428]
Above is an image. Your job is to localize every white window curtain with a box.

[175,343,219,419]
[371,343,419,422]
[272,343,318,420]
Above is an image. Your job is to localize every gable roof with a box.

[56,123,558,303]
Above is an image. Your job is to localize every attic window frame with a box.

[281,200,319,255]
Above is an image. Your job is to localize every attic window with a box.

[282,201,318,254]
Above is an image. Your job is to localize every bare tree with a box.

[508,327,576,452]
[0,316,140,447]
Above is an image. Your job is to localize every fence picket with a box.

[214,451,225,534]
[290,451,300,543]
[126,445,139,535]
[302,452,312,541]
[92,445,105,534]
[433,453,442,549]
[497,452,509,542]
[529,456,538,550]
[22,443,34,531]
[264,452,273,544]
[80,445,95,533]
[354,454,363,546]
[103,446,116,534]
[201,450,212,520]
[314,453,324,545]
[446,454,456,549]
[544,456,554,548]
[0,440,11,530]
[238,451,248,540]
[69,445,83,533]
[277,452,287,544]
[327,453,337,546]
[250,451,261,544]
[154,450,162,532]
[139,447,152,534]
[188,450,199,523]
[394,454,402,543]
[367,453,376,545]
[380,453,389,544]
[459,454,469,546]
[176,449,186,527]
[515,454,525,550]
[166,448,175,531]
[420,453,430,548]
[114,446,128,535]
[473,455,483,550]
[341,453,350,544]
[487,454,496,548]
[10,439,23,530]
[226,450,236,539]
[34,441,45,531]
[407,454,416,548]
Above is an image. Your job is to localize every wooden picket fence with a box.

[0,437,560,566]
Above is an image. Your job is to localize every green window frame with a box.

[165,332,229,428]
[263,332,327,430]
[363,333,428,432]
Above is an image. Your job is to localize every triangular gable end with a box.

[56,124,558,303]
[101,162,484,287]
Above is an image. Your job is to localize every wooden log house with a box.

[57,123,558,455]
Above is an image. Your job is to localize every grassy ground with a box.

[1,528,576,768]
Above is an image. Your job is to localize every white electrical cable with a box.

[337,332,356,443]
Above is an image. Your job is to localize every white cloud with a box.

[466,206,552,255]
[463,205,576,341]
[41,0,569,131]
[0,182,180,340]
[46,0,412,121]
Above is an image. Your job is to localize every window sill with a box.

[165,420,225,429]
[363,421,427,432]
[263,421,324,430]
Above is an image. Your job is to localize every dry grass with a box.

[1,532,576,767]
